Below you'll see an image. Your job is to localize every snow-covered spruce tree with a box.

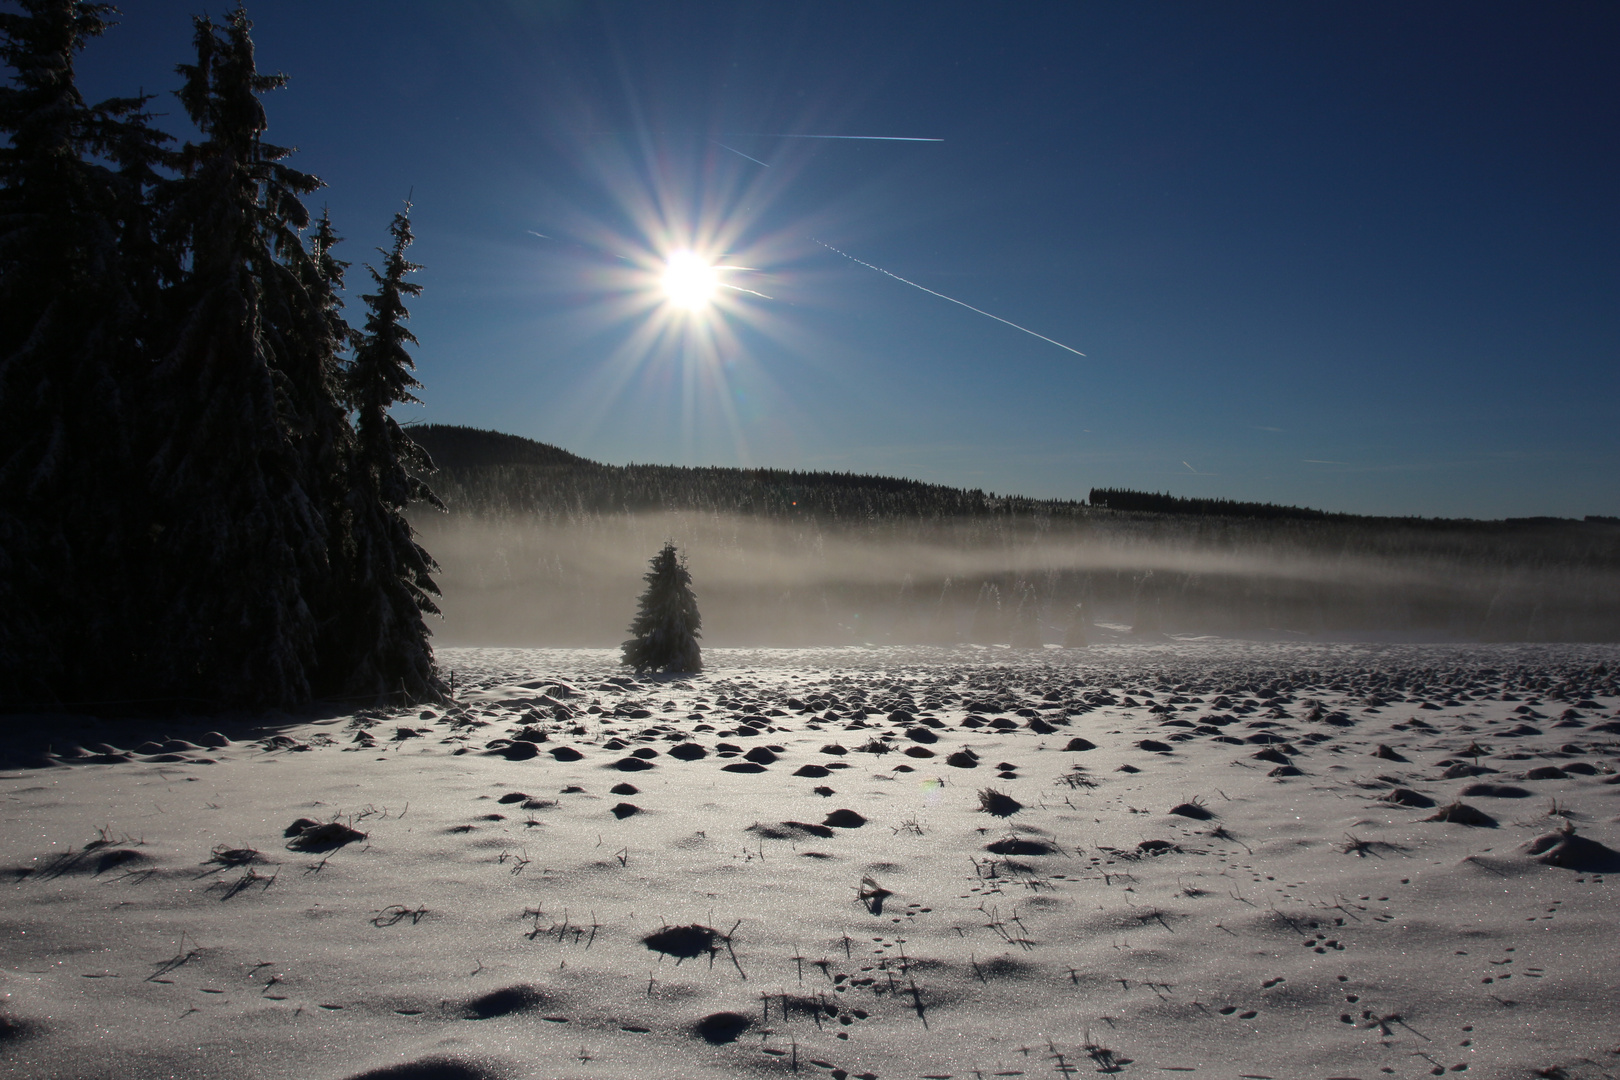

[335,204,445,702]
[621,543,702,674]
[0,1,170,702]
[295,206,364,690]
[145,8,329,705]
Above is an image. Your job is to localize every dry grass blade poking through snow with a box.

[858,875,893,915]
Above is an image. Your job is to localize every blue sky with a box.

[72,1,1618,518]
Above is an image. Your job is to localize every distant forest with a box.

[408,424,1089,521]
[1,5,441,708]
[1089,487,1617,526]
[1090,488,1341,521]
[412,425,1616,531]
[408,426,1620,646]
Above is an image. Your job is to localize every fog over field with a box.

[414,507,1620,648]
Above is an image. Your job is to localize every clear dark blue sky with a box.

[73,1,1618,518]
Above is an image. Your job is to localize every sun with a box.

[661,250,719,311]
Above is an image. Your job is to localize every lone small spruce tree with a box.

[621,543,702,674]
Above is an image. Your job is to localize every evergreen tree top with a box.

[0,1,109,109]
[0,1,112,104]
[168,6,320,279]
[354,202,425,411]
[305,206,359,365]
[310,207,350,296]
[175,7,284,144]
[0,1,166,211]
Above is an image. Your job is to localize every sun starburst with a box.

[661,250,719,311]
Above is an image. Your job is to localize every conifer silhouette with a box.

[621,543,702,674]
[145,7,330,705]
[0,4,453,708]
[285,205,361,681]
[337,203,445,701]
[0,0,170,700]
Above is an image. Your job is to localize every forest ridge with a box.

[412,424,1620,533]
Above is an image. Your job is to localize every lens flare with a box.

[662,250,719,311]
[521,132,835,465]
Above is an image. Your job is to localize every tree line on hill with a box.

[1090,487,1617,527]
[1,2,442,709]
[412,426,1620,538]
[409,424,1091,523]
[1089,488,1341,521]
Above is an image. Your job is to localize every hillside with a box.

[407,424,1086,521]
[406,424,597,471]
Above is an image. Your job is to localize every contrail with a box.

[812,239,1085,357]
[714,264,772,299]
[711,140,770,167]
[736,134,943,142]
[527,230,634,262]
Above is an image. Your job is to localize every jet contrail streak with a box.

[812,239,1085,357]
[736,134,943,142]
[721,283,774,299]
[711,140,771,167]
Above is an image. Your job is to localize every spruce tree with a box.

[297,207,363,689]
[622,542,703,674]
[145,8,328,705]
[0,0,168,702]
[337,203,445,701]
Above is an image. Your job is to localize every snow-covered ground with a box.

[3,642,1618,1080]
